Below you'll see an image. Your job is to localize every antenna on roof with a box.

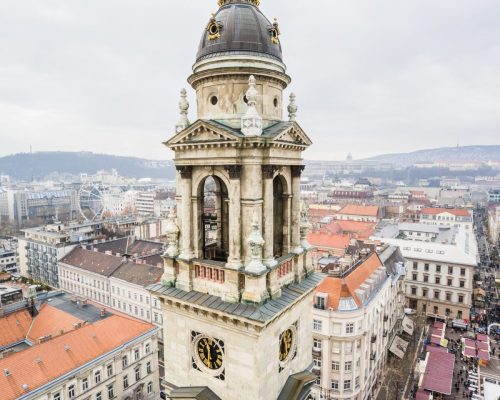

[4,369,10,377]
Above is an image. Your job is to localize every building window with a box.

[96,393,102,400]
[332,361,340,371]
[459,280,465,288]
[346,323,354,334]
[458,295,464,303]
[54,394,61,400]
[355,376,360,389]
[108,385,115,399]
[435,276,440,285]
[95,370,101,384]
[448,266,453,274]
[134,349,140,360]
[345,361,352,371]
[123,375,129,389]
[315,377,321,385]
[412,262,418,270]
[460,268,466,276]
[344,380,351,390]
[147,382,153,394]
[447,278,453,286]
[424,263,429,271]
[423,275,428,283]
[315,296,326,310]
[446,293,452,301]
[122,356,128,368]
[313,338,321,349]
[68,385,75,400]
[146,361,152,374]
[313,320,322,331]
[434,291,440,299]
[313,358,321,368]
[145,343,151,354]
[412,273,417,281]
[331,380,339,390]
[436,265,441,273]
[411,287,417,295]
[422,289,428,297]
[135,367,140,381]
[82,378,89,392]
[107,364,113,377]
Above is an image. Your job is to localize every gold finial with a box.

[218,0,260,7]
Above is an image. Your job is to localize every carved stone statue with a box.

[246,211,266,273]
[165,207,180,258]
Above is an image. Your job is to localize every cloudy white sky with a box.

[1,0,499,161]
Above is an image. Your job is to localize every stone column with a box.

[225,165,242,269]
[177,166,194,260]
[240,164,263,264]
[291,165,305,254]
[262,165,277,266]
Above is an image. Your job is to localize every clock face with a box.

[279,329,294,362]
[196,337,224,370]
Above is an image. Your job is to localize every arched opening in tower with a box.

[199,176,229,262]
[273,175,286,258]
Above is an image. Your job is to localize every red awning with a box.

[464,347,476,358]
[415,390,432,400]
[426,345,448,353]
[421,352,455,395]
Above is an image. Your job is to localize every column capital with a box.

[261,165,278,179]
[291,165,305,178]
[224,165,242,180]
[176,166,193,179]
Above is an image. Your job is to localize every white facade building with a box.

[420,207,473,232]
[310,248,406,400]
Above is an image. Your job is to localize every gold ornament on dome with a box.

[206,13,223,41]
[218,0,260,7]
[269,17,281,45]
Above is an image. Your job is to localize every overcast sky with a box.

[1,0,499,161]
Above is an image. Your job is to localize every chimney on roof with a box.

[22,384,29,391]
[4,369,10,377]
[35,357,42,364]
[64,344,70,351]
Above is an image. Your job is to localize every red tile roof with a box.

[0,315,155,400]
[421,207,470,217]
[322,220,376,239]
[307,233,351,251]
[0,310,32,349]
[27,304,84,343]
[338,204,379,217]
[316,253,383,310]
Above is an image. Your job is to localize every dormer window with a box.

[206,14,223,41]
[315,294,327,310]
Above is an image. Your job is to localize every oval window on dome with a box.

[273,97,279,108]
[210,96,219,106]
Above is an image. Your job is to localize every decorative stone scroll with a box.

[224,165,242,180]
[261,165,278,180]
[291,165,305,178]
[176,166,193,179]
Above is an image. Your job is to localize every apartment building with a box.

[335,205,382,223]
[0,248,17,272]
[488,205,500,244]
[419,207,473,232]
[0,303,160,400]
[310,247,406,400]
[18,221,103,287]
[372,222,477,320]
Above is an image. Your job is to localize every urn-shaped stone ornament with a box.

[300,202,312,250]
[246,211,266,274]
[165,207,180,258]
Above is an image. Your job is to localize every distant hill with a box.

[364,145,500,166]
[0,152,175,181]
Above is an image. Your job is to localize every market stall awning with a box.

[415,390,432,400]
[421,352,455,395]
[402,316,414,335]
[433,321,445,329]
[476,333,488,342]
[478,349,490,361]
[477,341,489,351]
[426,345,448,353]
[389,336,409,359]
[464,346,476,358]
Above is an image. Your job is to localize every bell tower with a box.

[149,2,322,399]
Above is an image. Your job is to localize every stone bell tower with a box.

[149,1,322,399]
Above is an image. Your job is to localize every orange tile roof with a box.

[316,253,383,311]
[321,220,376,239]
[421,207,470,217]
[338,204,379,217]
[307,233,351,250]
[0,310,32,349]
[27,304,84,343]
[0,315,156,400]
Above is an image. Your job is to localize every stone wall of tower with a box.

[159,290,314,400]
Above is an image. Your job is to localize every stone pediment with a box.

[165,120,242,148]
[265,122,312,147]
